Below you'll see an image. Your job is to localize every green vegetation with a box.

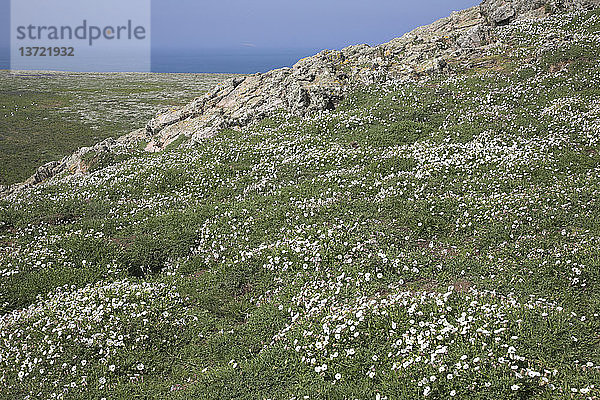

[1,10,600,400]
[0,71,238,185]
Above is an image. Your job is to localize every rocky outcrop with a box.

[480,0,600,26]
[144,5,488,152]
[4,0,600,196]
[145,0,600,151]
[144,52,350,152]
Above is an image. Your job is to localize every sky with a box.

[0,0,480,73]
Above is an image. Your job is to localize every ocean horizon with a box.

[151,48,321,74]
[0,47,323,74]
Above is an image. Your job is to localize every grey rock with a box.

[457,25,490,48]
[143,5,488,151]
[481,0,600,26]
[492,3,517,24]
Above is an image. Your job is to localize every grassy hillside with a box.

[1,10,600,400]
[0,72,238,185]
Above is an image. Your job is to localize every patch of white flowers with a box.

[277,284,571,397]
[0,280,190,399]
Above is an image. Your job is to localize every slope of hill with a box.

[1,1,600,399]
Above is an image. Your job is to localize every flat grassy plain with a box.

[0,71,238,185]
[1,9,600,400]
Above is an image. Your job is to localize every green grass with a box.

[0,71,240,185]
[1,9,600,400]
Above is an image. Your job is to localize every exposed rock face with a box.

[4,0,600,196]
[145,0,600,150]
[480,0,600,26]
[144,5,487,152]
[144,52,350,152]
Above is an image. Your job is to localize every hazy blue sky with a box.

[150,0,479,50]
[1,0,480,72]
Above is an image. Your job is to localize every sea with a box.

[0,47,321,74]
[151,48,320,74]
